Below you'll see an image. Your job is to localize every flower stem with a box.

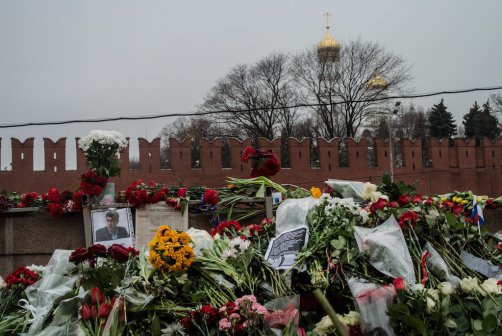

[312,288,349,336]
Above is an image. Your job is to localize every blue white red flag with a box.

[471,195,485,226]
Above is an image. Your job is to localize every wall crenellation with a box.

[1,136,502,196]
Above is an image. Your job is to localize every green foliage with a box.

[378,173,418,201]
[463,100,501,141]
[428,99,457,139]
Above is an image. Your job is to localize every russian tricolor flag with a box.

[471,195,485,226]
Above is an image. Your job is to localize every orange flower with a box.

[310,187,322,199]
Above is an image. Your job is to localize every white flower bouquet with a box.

[78,130,128,178]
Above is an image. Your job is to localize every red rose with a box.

[69,247,91,264]
[370,198,387,212]
[126,247,139,256]
[411,194,422,204]
[393,277,406,291]
[108,244,130,263]
[452,204,463,215]
[91,185,103,196]
[388,201,398,208]
[203,189,218,206]
[397,195,410,206]
[88,244,108,258]
[178,187,187,198]
[47,188,60,203]
[424,197,434,206]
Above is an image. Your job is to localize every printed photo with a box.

[91,207,134,247]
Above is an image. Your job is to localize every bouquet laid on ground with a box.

[78,130,128,179]
[1,175,502,335]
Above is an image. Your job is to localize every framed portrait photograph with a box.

[91,207,134,247]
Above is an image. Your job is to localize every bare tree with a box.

[290,48,346,139]
[490,92,502,122]
[159,116,225,168]
[292,40,412,138]
[200,53,299,140]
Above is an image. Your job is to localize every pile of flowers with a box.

[182,295,270,335]
[1,175,502,335]
[241,146,281,178]
[14,188,83,217]
[124,179,170,207]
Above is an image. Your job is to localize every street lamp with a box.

[367,75,400,182]
[388,101,401,182]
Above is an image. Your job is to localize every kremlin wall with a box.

[1,136,502,197]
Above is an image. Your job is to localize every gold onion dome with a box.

[368,74,388,90]
[317,13,340,62]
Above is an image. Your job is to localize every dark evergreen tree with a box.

[463,100,501,141]
[428,99,457,139]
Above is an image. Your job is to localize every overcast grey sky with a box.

[1,1,502,170]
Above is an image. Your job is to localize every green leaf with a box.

[482,314,497,333]
[382,173,391,186]
[255,183,266,198]
[151,312,161,336]
[388,303,410,315]
[445,212,462,229]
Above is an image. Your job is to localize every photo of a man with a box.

[91,208,134,247]
[95,210,130,241]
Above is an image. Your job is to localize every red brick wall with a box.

[1,136,502,197]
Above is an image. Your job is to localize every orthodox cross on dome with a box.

[324,12,331,30]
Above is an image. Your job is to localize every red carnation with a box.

[4,267,39,289]
[241,146,256,163]
[398,211,418,229]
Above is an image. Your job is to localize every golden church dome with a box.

[368,74,388,90]
[317,12,340,62]
[318,30,340,49]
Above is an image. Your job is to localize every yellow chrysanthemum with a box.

[148,225,194,273]
[310,186,322,199]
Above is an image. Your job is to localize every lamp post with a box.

[367,75,400,182]
[388,101,401,182]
